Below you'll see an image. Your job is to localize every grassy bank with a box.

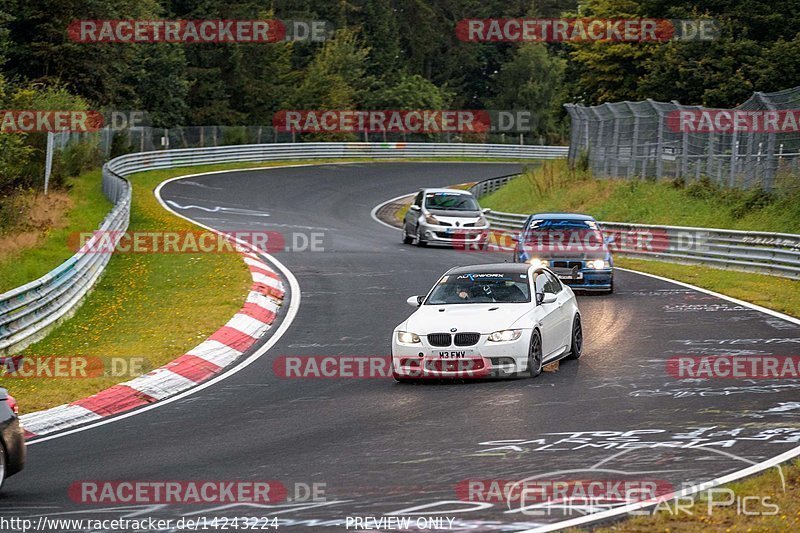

[480,159,800,233]
[478,160,800,322]
[617,257,800,318]
[586,459,800,532]
[1,158,521,412]
[0,172,112,292]
[1,162,286,412]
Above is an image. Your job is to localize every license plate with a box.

[434,349,475,358]
[557,272,583,280]
[445,228,455,235]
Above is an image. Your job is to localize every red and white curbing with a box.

[20,251,284,440]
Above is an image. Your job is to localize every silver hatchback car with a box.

[402,188,490,247]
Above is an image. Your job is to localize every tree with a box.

[364,72,452,109]
[283,28,371,109]
[489,44,567,141]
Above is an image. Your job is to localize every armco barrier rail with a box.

[0,142,566,354]
[470,175,800,280]
[0,170,130,354]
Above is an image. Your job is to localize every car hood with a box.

[401,303,531,334]
[519,245,609,261]
[427,209,482,222]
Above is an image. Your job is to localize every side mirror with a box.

[409,204,421,212]
[482,207,491,214]
[536,292,556,305]
[407,295,423,307]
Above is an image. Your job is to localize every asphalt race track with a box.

[4,162,800,532]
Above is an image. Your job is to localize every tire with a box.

[402,227,413,244]
[528,331,543,378]
[415,228,427,247]
[566,315,583,360]
[0,439,6,492]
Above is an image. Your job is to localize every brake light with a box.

[6,394,18,415]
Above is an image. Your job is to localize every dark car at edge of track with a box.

[0,388,25,491]
[512,213,614,294]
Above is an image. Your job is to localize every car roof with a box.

[445,263,530,276]
[420,188,473,195]
[528,212,596,221]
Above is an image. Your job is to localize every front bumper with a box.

[557,269,613,291]
[1,418,26,477]
[391,333,530,379]
[417,222,489,244]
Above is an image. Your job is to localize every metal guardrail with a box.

[0,142,567,354]
[471,175,800,280]
[0,169,130,354]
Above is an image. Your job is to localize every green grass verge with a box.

[479,160,800,233]
[617,257,800,318]
[585,459,800,532]
[0,157,525,294]
[1,157,529,413]
[0,171,112,292]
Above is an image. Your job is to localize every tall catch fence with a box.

[565,86,800,191]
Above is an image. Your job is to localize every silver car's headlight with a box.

[397,331,421,344]
[587,259,609,269]
[477,215,488,226]
[487,329,522,342]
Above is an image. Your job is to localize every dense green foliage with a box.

[0,0,798,196]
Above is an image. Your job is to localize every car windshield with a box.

[424,192,479,211]
[521,219,605,253]
[425,272,530,304]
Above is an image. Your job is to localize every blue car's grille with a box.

[552,260,583,269]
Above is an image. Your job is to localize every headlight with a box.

[424,214,440,225]
[527,258,547,269]
[397,331,421,344]
[477,215,488,226]
[488,329,522,342]
[587,259,609,269]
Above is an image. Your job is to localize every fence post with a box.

[624,102,639,179]
[44,131,55,195]
[591,107,605,177]
[647,100,664,180]
[729,130,738,188]
[564,104,581,167]
[608,104,622,177]
[754,92,778,190]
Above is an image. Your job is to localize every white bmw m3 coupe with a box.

[391,263,582,382]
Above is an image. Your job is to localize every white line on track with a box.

[28,165,310,445]
[369,193,800,532]
[26,161,518,444]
